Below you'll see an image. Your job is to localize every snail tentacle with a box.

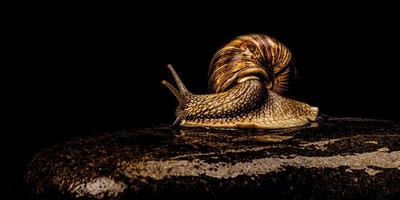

[162,64,191,103]
[161,80,183,103]
[166,64,189,94]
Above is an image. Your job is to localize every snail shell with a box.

[209,34,294,94]
[162,34,318,129]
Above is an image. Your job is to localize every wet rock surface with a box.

[25,117,400,200]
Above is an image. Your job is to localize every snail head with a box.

[161,64,190,126]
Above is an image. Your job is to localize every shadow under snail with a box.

[162,34,318,129]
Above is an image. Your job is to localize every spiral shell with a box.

[208,34,296,94]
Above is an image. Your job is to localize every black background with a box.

[5,3,400,199]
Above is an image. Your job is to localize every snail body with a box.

[162,34,318,129]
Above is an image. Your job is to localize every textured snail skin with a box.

[163,34,319,129]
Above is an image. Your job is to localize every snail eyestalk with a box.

[161,80,183,103]
[166,64,189,94]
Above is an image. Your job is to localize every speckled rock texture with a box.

[25,117,400,200]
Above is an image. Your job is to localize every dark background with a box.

[5,3,400,199]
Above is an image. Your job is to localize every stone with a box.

[25,117,400,200]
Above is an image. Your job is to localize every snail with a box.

[162,34,318,129]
